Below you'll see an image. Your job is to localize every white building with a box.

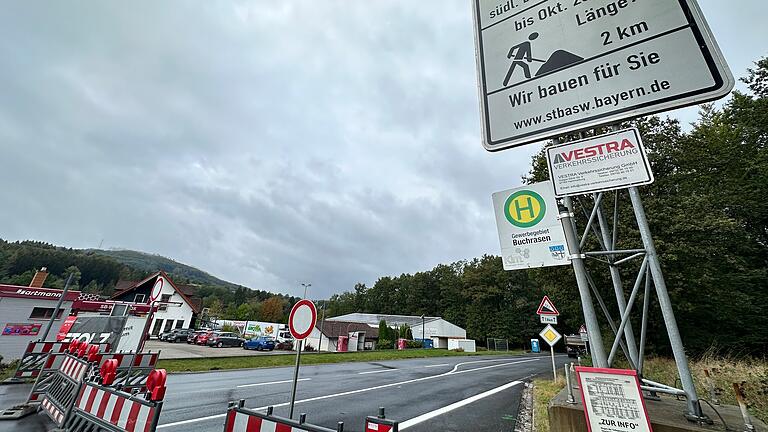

[306,321,379,352]
[111,272,201,336]
[327,313,467,349]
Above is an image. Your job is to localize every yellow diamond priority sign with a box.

[539,324,562,347]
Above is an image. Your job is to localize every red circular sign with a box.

[288,299,317,340]
[150,277,164,302]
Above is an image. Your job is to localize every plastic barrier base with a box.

[0,404,37,420]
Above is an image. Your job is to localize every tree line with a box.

[324,57,768,356]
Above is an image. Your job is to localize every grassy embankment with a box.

[157,348,524,373]
[533,354,768,431]
[533,376,565,432]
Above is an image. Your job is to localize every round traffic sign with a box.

[288,299,317,340]
[150,277,164,302]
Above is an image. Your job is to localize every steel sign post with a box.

[540,324,562,380]
[471,0,733,151]
[287,299,317,419]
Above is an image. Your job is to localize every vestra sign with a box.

[550,139,636,165]
[546,128,654,197]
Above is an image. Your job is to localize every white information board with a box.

[492,181,570,270]
[546,128,653,197]
[576,367,653,432]
[472,0,734,151]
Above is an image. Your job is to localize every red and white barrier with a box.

[223,401,343,432]
[74,384,159,432]
[40,398,65,424]
[365,410,398,432]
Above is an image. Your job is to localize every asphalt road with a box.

[0,353,568,432]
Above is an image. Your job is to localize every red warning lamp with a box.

[146,369,167,401]
[100,359,118,386]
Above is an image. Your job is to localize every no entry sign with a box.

[472,0,733,150]
[288,299,317,340]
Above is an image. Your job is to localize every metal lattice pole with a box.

[628,187,703,419]
[560,196,608,368]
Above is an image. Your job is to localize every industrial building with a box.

[0,268,81,361]
[327,313,467,349]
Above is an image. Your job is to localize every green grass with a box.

[532,377,565,432]
[157,349,524,373]
[0,360,19,381]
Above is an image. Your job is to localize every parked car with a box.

[187,330,208,344]
[162,328,194,343]
[196,330,215,345]
[244,336,276,351]
[207,332,245,348]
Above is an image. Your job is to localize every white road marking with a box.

[399,380,523,429]
[358,369,398,375]
[423,363,450,368]
[157,357,539,429]
[236,378,310,388]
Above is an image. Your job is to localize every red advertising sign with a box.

[56,316,78,341]
[2,323,42,336]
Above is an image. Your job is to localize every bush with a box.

[377,339,393,350]
[451,348,464,352]
[406,340,423,349]
[303,344,316,352]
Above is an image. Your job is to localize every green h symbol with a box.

[514,197,535,220]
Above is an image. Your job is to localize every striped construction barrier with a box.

[4,341,71,382]
[27,340,110,403]
[365,417,398,432]
[224,401,344,432]
[62,380,165,432]
[39,352,92,427]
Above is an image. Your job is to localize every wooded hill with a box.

[324,57,768,356]
[0,241,298,323]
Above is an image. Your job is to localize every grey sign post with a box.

[472,0,733,151]
[287,299,317,419]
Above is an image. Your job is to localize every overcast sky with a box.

[1,2,765,298]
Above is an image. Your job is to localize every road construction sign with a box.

[537,295,559,316]
[471,0,733,151]
[546,128,654,197]
[540,324,562,347]
[492,181,570,270]
[579,324,589,341]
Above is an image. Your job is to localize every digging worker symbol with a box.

[503,32,584,86]
[504,32,540,85]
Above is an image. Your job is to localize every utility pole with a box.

[41,273,73,341]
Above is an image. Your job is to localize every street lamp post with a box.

[420,314,425,347]
[300,283,311,299]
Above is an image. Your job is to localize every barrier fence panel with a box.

[95,353,160,393]
[40,353,92,427]
[62,381,164,432]
[224,400,344,432]
[5,341,71,382]
[365,408,399,432]
[27,342,110,403]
